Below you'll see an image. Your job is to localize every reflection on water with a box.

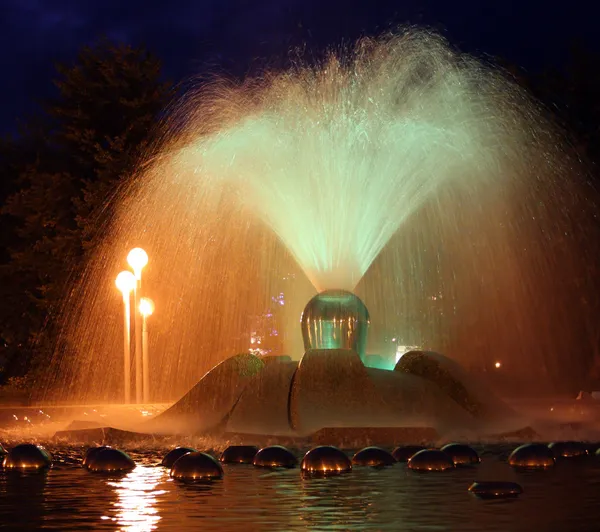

[0,446,600,531]
[106,466,167,531]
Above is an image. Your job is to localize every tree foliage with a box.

[0,41,172,384]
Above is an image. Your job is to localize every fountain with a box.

[37,29,596,443]
[300,290,370,361]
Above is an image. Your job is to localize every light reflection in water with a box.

[104,466,168,531]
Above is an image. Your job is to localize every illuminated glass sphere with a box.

[253,446,297,469]
[127,247,148,276]
[86,448,135,473]
[407,449,455,471]
[220,445,259,464]
[508,444,555,469]
[351,447,395,467]
[170,451,223,481]
[300,290,370,361]
[82,445,111,468]
[115,270,136,294]
[161,447,196,468]
[391,445,425,462]
[2,443,52,470]
[468,481,523,499]
[548,441,588,459]
[441,443,481,466]
[139,297,155,317]
[301,446,352,477]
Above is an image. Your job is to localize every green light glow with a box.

[173,30,525,291]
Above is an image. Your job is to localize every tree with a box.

[0,41,173,385]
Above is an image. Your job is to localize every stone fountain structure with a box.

[148,290,523,441]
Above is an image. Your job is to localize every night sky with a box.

[0,0,598,135]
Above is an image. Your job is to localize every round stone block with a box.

[219,445,258,464]
[253,446,297,469]
[469,481,523,499]
[351,447,395,467]
[301,446,352,477]
[83,446,111,468]
[87,448,135,473]
[548,441,588,459]
[170,451,223,481]
[161,447,197,468]
[3,444,52,470]
[441,443,480,466]
[392,445,425,462]
[508,444,555,469]
[407,449,454,472]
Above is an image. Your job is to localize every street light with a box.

[139,297,155,403]
[115,270,136,404]
[127,247,148,404]
[127,248,148,280]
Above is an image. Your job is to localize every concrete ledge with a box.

[311,426,439,447]
[53,426,154,444]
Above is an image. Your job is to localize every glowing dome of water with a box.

[46,28,597,403]
[301,290,369,360]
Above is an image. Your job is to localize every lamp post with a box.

[139,297,155,403]
[115,270,136,404]
[127,247,148,404]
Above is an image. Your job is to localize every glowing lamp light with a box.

[115,271,136,294]
[495,361,501,369]
[127,248,148,279]
[139,297,155,317]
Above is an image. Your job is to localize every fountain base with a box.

[145,349,525,440]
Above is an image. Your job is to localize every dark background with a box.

[1,0,598,135]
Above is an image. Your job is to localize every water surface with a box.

[1,445,598,531]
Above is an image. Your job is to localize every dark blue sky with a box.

[1,0,597,135]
